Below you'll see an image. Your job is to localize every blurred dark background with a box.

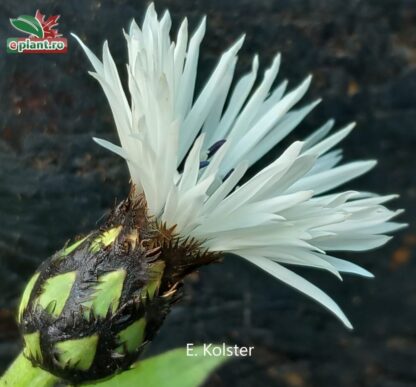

[1,0,416,386]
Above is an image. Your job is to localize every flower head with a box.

[73,3,404,329]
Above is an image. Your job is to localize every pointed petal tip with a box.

[102,40,109,53]
[253,54,260,68]
[387,222,408,233]
[293,140,306,149]
[273,53,281,66]
[179,16,189,30]
[71,32,86,46]
[193,16,207,37]
[230,34,245,53]
[337,309,353,330]
[147,2,156,14]
[327,118,336,126]
[304,74,313,85]
[352,266,375,278]
[385,235,394,244]
[369,159,378,168]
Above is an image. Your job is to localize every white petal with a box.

[180,36,245,160]
[303,119,335,150]
[75,4,403,331]
[248,99,321,166]
[175,17,206,120]
[304,123,355,157]
[223,76,312,169]
[317,254,374,278]
[71,33,104,73]
[288,160,377,195]
[93,137,129,160]
[241,255,353,329]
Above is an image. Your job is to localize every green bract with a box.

[55,335,99,371]
[81,269,126,318]
[18,273,40,322]
[36,271,77,317]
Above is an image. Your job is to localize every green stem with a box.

[0,352,58,387]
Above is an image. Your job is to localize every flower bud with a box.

[17,195,219,383]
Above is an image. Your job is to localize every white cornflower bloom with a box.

[73,3,404,329]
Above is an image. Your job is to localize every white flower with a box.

[72,3,404,329]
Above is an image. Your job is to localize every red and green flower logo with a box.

[7,10,67,54]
